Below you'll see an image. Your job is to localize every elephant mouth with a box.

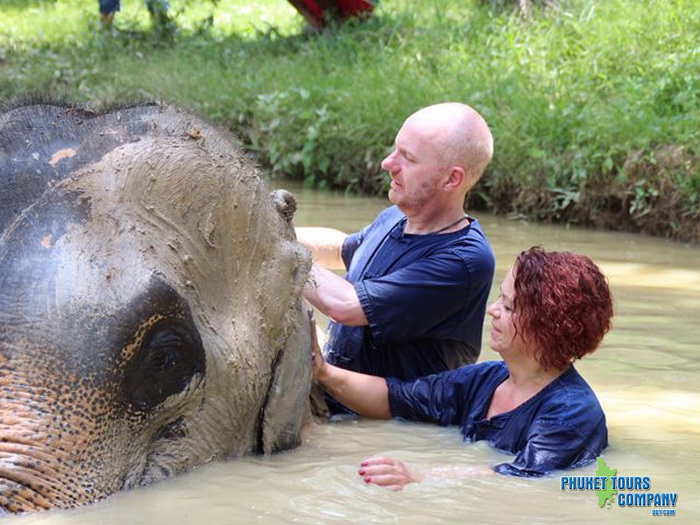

[0,470,54,514]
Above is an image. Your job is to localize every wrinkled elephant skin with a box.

[0,103,312,513]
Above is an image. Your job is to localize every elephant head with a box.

[0,103,312,513]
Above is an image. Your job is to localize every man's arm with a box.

[296,226,368,326]
[304,263,368,326]
[295,227,347,270]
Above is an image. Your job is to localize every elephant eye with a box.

[146,330,188,372]
[122,324,205,412]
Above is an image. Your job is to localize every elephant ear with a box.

[260,304,312,454]
[269,189,297,239]
[260,189,313,454]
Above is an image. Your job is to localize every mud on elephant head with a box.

[0,102,313,513]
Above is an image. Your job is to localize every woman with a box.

[312,246,613,489]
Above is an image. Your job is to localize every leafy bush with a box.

[1,0,698,241]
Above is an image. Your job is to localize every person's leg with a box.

[316,0,341,20]
[146,0,171,26]
[98,0,120,26]
[287,0,326,29]
[146,0,169,16]
[287,1,372,30]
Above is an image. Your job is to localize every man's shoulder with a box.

[371,205,405,226]
[441,220,495,268]
[343,206,405,270]
[355,206,404,238]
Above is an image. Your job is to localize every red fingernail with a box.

[360,461,368,466]
[358,469,365,475]
[364,477,371,483]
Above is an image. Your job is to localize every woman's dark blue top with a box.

[387,361,608,477]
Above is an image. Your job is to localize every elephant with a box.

[0,102,312,513]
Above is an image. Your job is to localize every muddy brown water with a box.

[9,181,700,524]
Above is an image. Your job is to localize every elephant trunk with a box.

[0,385,111,513]
[0,446,67,513]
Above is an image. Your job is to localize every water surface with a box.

[10,181,700,524]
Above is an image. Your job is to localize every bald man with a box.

[297,103,495,413]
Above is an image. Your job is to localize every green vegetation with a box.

[1,0,698,242]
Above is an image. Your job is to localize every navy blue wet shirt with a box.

[387,362,608,477]
[324,206,494,381]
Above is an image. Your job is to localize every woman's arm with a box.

[311,316,389,419]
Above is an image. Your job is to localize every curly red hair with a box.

[513,246,613,370]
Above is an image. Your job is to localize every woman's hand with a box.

[357,456,423,491]
[308,310,326,381]
[307,310,391,418]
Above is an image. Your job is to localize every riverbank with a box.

[1,0,698,242]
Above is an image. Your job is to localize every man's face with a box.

[380,118,447,213]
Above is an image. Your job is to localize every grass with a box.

[1,0,698,242]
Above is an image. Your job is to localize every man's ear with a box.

[444,165,466,190]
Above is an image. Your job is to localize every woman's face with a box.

[487,265,529,357]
